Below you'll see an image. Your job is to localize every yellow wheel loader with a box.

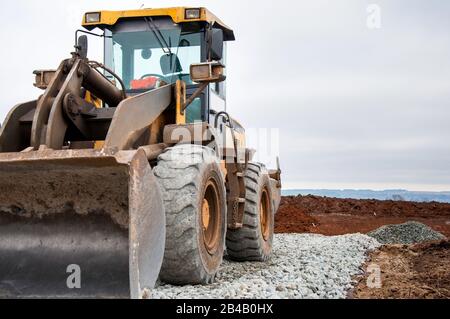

[0,7,282,298]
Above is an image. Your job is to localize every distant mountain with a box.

[282,189,450,203]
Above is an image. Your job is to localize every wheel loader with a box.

[0,7,282,299]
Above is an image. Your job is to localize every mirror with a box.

[77,35,88,59]
[207,29,223,61]
[141,48,152,60]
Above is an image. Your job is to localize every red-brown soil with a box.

[275,195,450,299]
[275,196,450,237]
[351,240,450,299]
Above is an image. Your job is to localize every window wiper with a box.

[144,17,172,55]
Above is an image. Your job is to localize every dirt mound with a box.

[275,197,318,233]
[275,196,450,237]
[282,195,450,218]
[352,240,450,299]
[368,221,446,245]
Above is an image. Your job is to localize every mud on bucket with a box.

[0,149,165,299]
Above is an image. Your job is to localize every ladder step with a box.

[228,198,246,204]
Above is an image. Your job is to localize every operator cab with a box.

[83,7,235,124]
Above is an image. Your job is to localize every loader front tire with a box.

[154,145,226,285]
[226,163,275,262]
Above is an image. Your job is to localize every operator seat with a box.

[160,53,182,75]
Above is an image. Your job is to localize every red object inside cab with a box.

[130,77,158,90]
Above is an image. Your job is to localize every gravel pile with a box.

[152,234,380,299]
[368,221,446,245]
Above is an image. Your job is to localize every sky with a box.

[0,0,449,191]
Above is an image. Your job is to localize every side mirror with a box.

[76,35,88,59]
[207,29,223,61]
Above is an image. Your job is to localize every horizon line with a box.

[282,188,450,193]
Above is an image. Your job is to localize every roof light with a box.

[185,8,201,20]
[85,12,101,23]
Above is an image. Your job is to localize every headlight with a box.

[85,12,101,23]
[185,8,201,20]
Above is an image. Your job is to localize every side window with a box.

[209,42,227,117]
[113,43,123,83]
[212,42,227,99]
[186,98,202,123]
[209,86,226,114]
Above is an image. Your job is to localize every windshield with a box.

[112,24,202,91]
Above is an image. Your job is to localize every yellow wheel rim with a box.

[260,189,271,241]
[202,180,221,254]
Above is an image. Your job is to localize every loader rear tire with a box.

[226,163,274,262]
[154,145,226,285]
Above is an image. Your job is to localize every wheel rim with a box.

[202,179,221,255]
[260,189,271,241]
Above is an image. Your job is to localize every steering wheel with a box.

[140,74,168,82]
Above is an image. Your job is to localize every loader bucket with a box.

[0,149,165,299]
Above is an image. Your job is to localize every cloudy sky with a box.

[0,0,449,191]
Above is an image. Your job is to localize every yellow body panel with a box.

[175,80,187,125]
[85,91,102,108]
[82,7,231,32]
[85,91,104,149]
